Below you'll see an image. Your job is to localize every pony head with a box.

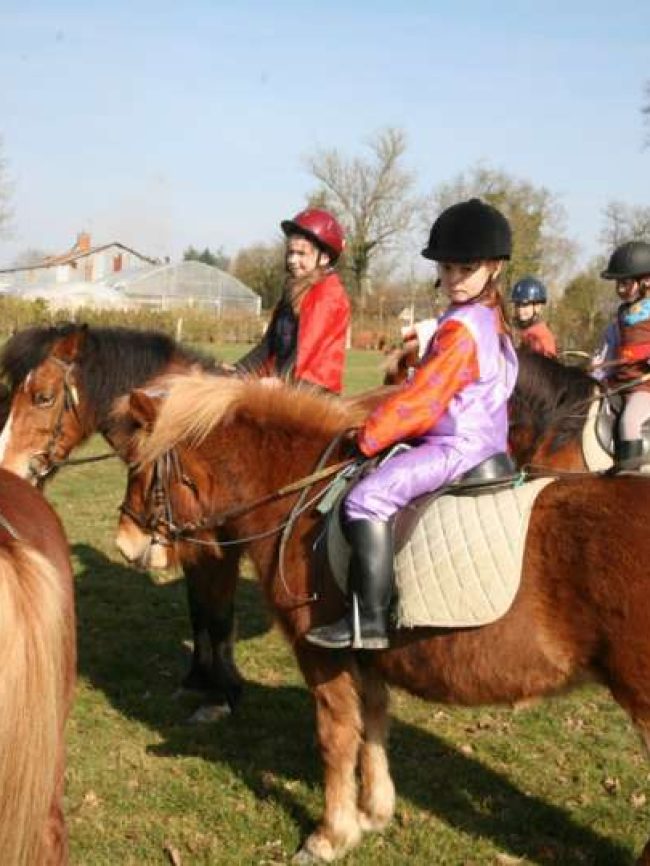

[115,384,224,571]
[0,326,88,483]
[115,372,363,571]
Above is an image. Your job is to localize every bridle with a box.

[23,357,115,483]
[118,435,356,607]
[27,357,82,483]
[118,439,356,550]
[118,449,204,547]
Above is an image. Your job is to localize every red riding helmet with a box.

[281,208,346,261]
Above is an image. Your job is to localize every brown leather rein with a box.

[118,442,355,549]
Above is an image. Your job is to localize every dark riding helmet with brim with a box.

[421,198,512,263]
[511,276,548,305]
[601,241,650,281]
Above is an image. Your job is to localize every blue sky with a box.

[0,0,648,274]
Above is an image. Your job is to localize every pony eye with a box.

[181,474,198,495]
[34,392,55,408]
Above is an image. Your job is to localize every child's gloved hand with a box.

[342,428,365,462]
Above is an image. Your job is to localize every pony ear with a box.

[52,325,88,363]
[128,390,160,431]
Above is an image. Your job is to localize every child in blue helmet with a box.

[510,277,557,357]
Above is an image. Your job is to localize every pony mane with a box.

[140,373,366,464]
[512,349,597,451]
[0,324,221,424]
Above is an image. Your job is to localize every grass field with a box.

[40,346,650,865]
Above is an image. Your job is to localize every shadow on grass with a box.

[73,543,634,866]
[72,542,269,707]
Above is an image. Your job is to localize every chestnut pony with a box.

[116,373,650,864]
[0,468,76,865]
[0,324,242,715]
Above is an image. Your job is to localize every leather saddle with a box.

[393,452,518,552]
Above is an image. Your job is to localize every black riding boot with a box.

[306,519,393,650]
[615,439,648,471]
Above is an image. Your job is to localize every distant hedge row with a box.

[0,297,265,345]
[0,296,402,348]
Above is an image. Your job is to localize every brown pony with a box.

[115,373,650,864]
[0,324,242,715]
[0,468,76,865]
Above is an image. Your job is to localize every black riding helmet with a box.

[421,198,512,263]
[601,241,650,280]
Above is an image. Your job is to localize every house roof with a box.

[0,240,158,275]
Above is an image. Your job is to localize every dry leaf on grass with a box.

[602,776,620,795]
[163,841,182,866]
[630,791,647,808]
[82,790,100,808]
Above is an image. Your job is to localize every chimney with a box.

[76,231,91,253]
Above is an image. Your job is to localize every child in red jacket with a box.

[237,208,350,394]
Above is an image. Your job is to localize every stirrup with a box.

[615,440,650,472]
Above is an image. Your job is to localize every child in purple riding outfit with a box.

[307,199,518,651]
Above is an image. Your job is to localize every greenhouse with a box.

[105,260,261,315]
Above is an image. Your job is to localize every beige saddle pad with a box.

[581,391,614,472]
[328,477,553,629]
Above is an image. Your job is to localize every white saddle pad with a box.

[328,478,553,629]
[581,392,614,471]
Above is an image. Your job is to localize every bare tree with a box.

[0,137,13,239]
[305,127,422,301]
[231,241,285,309]
[429,164,576,296]
[601,200,650,249]
[10,248,52,268]
[554,259,615,352]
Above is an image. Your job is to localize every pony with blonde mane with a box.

[117,372,650,864]
[0,469,75,865]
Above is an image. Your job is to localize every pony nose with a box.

[115,524,147,564]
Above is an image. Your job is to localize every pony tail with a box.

[0,542,69,866]
[481,275,512,337]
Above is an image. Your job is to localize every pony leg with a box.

[606,684,650,865]
[181,547,244,712]
[357,665,395,832]
[294,650,364,862]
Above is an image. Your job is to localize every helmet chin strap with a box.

[515,311,540,329]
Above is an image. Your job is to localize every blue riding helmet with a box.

[511,276,548,305]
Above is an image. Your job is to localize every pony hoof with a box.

[292,849,320,864]
[292,834,337,863]
[358,809,391,832]
[186,704,231,724]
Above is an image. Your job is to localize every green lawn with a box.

[40,347,650,865]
